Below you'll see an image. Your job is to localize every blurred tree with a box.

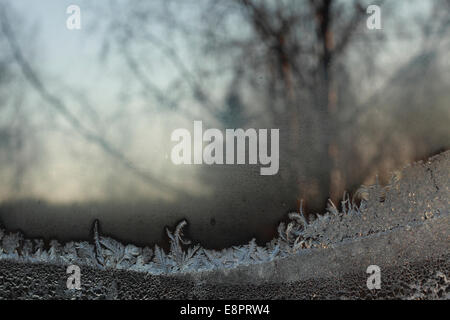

[0,3,41,196]
[93,0,450,212]
[1,0,449,214]
[98,0,387,211]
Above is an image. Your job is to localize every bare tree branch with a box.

[0,5,184,197]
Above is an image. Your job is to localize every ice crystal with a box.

[0,173,446,275]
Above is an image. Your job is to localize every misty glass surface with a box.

[0,0,449,248]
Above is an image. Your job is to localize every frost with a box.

[0,175,446,275]
[1,232,22,255]
[0,208,317,274]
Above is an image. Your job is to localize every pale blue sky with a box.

[13,0,97,74]
[9,0,430,91]
[2,0,439,204]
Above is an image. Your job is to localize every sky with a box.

[3,1,185,202]
[13,0,99,80]
[9,0,432,100]
[2,0,436,203]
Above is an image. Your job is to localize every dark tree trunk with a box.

[310,0,343,211]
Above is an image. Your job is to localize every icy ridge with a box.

[1,150,449,275]
[0,187,445,275]
[0,198,357,274]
